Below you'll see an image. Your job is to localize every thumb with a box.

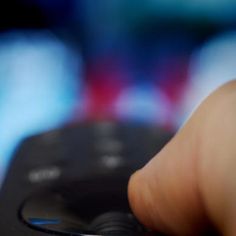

[128,80,236,235]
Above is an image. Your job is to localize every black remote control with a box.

[0,121,172,235]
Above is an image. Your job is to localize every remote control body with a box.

[0,122,172,235]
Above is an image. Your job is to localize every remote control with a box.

[0,122,172,235]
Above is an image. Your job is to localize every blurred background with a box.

[1,0,236,182]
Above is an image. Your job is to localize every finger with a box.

[129,127,210,235]
[128,80,236,235]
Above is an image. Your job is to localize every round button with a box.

[20,178,152,235]
[90,211,144,235]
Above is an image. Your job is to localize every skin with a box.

[128,80,236,236]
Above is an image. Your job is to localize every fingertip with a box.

[128,169,146,220]
[128,169,143,214]
[128,167,159,230]
[127,135,209,235]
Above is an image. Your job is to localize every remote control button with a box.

[20,177,158,235]
[89,211,144,235]
[92,121,117,137]
[28,166,61,184]
[94,139,124,153]
[100,155,124,169]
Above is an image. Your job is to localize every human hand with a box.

[128,80,236,235]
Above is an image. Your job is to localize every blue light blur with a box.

[29,218,61,226]
[177,31,236,126]
[0,31,81,182]
[1,0,236,182]
[115,82,171,125]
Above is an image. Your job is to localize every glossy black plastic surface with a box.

[0,122,172,235]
